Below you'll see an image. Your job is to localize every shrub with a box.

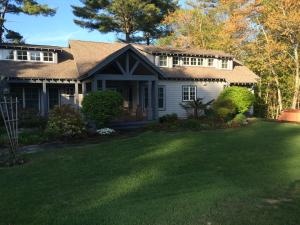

[181,119,210,130]
[82,91,123,127]
[218,87,255,113]
[212,98,236,121]
[180,98,214,118]
[18,109,47,129]
[228,113,247,127]
[159,113,178,123]
[46,105,85,138]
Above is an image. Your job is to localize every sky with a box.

[6,0,185,47]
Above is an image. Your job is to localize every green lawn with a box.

[1,121,300,225]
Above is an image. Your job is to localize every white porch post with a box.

[153,80,158,120]
[41,81,48,116]
[74,82,79,108]
[102,80,106,91]
[147,80,152,120]
[82,81,86,95]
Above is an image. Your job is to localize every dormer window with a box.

[43,52,53,62]
[173,56,179,66]
[6,50,14,60]
[191,57,197,65]
[222,59,228,69]
[198,58,204,66]
[182,57,190,65]
[159,55,167,67]
[17,50,28,60]
[208,58,214,67]
[30,52,41,61]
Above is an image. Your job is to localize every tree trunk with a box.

[291,44,300,109]
[125,32,131,43]
[0,0,9,43]
[274,76,283,114]
[146,37,150,46]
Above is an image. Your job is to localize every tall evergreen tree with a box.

[72,0,178,44]
[0,0,56,43]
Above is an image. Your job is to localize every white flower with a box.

[97,128,116,135]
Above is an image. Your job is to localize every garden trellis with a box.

[0,97,18,161]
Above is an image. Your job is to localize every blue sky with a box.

[6,0,185,47]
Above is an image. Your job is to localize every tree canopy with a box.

[159,0,300,118]
[0,0,56,43]
[72,0,178,44]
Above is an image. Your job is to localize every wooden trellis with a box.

[0,97,18,160]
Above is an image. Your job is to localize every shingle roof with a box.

[133,44,233,58]
[0,40,258,83]
[0,48,78,79]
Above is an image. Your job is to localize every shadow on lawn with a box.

[60,122,300,225]
[1,121,300,225]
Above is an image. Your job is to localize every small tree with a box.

[218,87,255,114]
[81,90,123,127]
[180,98,214,118]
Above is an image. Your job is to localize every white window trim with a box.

[182,85,197,102]
[159,55,168,67]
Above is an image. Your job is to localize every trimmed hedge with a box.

[82,90,123,127]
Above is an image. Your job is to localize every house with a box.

[0,40,258,120]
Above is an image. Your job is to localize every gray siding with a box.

[158,80,226,118]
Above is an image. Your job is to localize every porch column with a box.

[74,82,79,108]
[92,79,97,91]
[82,81,86,95]
[153,80,158,120]
[41,81,48,116]
[102,80,106,91]
[147,80,152,120]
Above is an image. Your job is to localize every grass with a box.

[1,121,300,225]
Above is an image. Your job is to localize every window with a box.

[30,52,41,61]
[198,58,204,66]
[97,80,103,90]
[17,50,28,60]
[182,85,196,101]
[158,86,165,110]
[222,59,228,69]
[159,55,167,67]
[24,88,39,110]
[49,88,59,109]
[173,56,179,66]
[86,82,92,93]
[191,57,197,65]
[208,58,214,67]
[182,57,190,65]
[2,50,14,60]
[43,52,53,62]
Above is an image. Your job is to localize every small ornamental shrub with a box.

[212,98,236,121]
[159,113,178,123]
[46,105,86,138]
[19,109,47,129]
[228,113,247,127]
[218,87,255,113]
[82,91,123,127]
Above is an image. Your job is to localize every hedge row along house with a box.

[0,40,258,120]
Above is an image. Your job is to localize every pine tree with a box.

[72,0,178,43]
[0,0,56,43]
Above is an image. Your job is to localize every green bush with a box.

[181,119,210,130]
[212,98,236,121]
[82,91,123,127]
[46,105,86,138]
[159,113,178,123]
[218,87,255,113]
[19,109,47,129]
[228,113,247,127]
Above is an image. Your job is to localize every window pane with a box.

[198,58,204,66]
[182,57,190,65]
[158,86,165,109]
[208,58,214,66]
[159,56,167,66]
[191,58,197,65]
[222,59,228,69]
[30,52,41,61]
[182,85,196,101]
[173,57,179,66]
[25,88,39,110]
[44,52,54,62]
[17,51,27,60]
[49,88,59,109]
